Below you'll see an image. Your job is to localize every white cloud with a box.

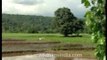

[13,0,44,5]
[2,0,88,18]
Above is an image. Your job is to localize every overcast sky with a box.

[2,0,89,18]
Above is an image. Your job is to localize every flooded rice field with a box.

[2,39,96,60]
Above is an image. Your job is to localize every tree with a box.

[54,7,83,37]
[81,0,106,60]
[74,20,84,36]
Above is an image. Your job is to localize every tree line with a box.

[2,14,54,33]
[2,7,89,36]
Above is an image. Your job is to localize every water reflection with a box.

[2,53,96,60]
[2,53,55,60]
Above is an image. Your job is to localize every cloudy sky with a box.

[2,0,89,18]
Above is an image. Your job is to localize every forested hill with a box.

[2,14,55,33]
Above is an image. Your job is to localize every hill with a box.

[2,14,55,33]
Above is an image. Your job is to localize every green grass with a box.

[2,33,93,45]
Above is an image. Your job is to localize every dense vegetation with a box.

[54,7,84,37]
[2,14,55,33]
[81,0,106,60]
[2,14,85,34]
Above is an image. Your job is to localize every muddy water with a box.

[2,53,96,60]
[2,54,55,60]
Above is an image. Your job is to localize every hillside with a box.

[2,14,54,33]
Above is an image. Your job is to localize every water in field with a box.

[2,53,96,60]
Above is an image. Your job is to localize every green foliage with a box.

[54,7,84,37]
[2,14,55,33]
[81,0,90,8]
[81,0,106,60]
